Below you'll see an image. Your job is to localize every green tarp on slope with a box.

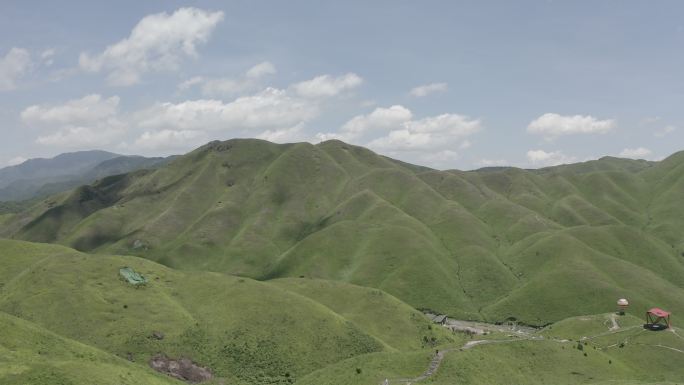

[119,266,147,285]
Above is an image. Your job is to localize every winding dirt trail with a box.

[608,313,620,331]
[380,338,531,385]
[380,318,540,384]
[645,344,684,353]
[380,348,452,385]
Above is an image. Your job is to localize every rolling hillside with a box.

[0,239,452,384]
[0,311,180,385]
[2,139,684,326]
[299,312,684,385]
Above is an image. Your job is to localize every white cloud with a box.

[527,113,615,138]
[40,49,55,59]
[654,125,676,138]
[526,149,577,167]
[40,48,55,66]
[245,61,276,78]
[257,124,305,143]
[368,113,481,152]
[179,61,276,96]
[36,126,124,148]
[137,88,317,132]
[26,70,338,153]
[317,106,481,167]
[131,87,319,150]
[22,72,329,153]
[23,90,313,152]
[317,105,412,142]
[22,94,120,124]
[619,147,651,159]
[330,105,413,141]
[79,7,224,86]
[133,129,206,151]
[6,156,27,167]
[0,48,32,91]
[292,73,362,98]
[409,82,448,97]
[22,94,126,149]
[178,76,204,90]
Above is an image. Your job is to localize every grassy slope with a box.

[0,239,451,385]
[270,278,456,351]
[296,350,434,385]
[299,313,684,385]
[0,311,178,385]
[2,140,684,325]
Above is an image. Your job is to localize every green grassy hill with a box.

[299,313,684,385]
[2,139,683,326]
[270,278,453,351]
[0,311,178,385]
[0,239,452,384]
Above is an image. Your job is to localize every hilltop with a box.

[2,139,684,325]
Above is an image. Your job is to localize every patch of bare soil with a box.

[149,354,213,383]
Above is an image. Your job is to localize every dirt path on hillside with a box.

[583,324,642,341]
[608,313,620,331]
[635,342,684,354]
[380,337,535,384]
[380,348,454,385]
[589,325,684,356]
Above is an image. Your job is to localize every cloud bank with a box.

[79,7,224,86]
[528,113,615,138]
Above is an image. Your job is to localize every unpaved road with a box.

[380,338,536,385]
[380,334,539,384]
[609,313,620,331]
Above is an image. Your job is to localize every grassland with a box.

[0,311,178,385]
[1,139,684,384]
[0,239,453,385]
[299,313,684,385]
[2,139,683,326]
[6,239,680,385]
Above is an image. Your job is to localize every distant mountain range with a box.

[0,150,175,203]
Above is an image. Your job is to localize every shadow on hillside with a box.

[643,323,669,331]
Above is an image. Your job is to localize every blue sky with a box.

[1,1,682,169]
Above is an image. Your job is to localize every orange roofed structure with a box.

[645,308,671,328]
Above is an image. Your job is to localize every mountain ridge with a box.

[2,138,683,325]
[0,151,175,203]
